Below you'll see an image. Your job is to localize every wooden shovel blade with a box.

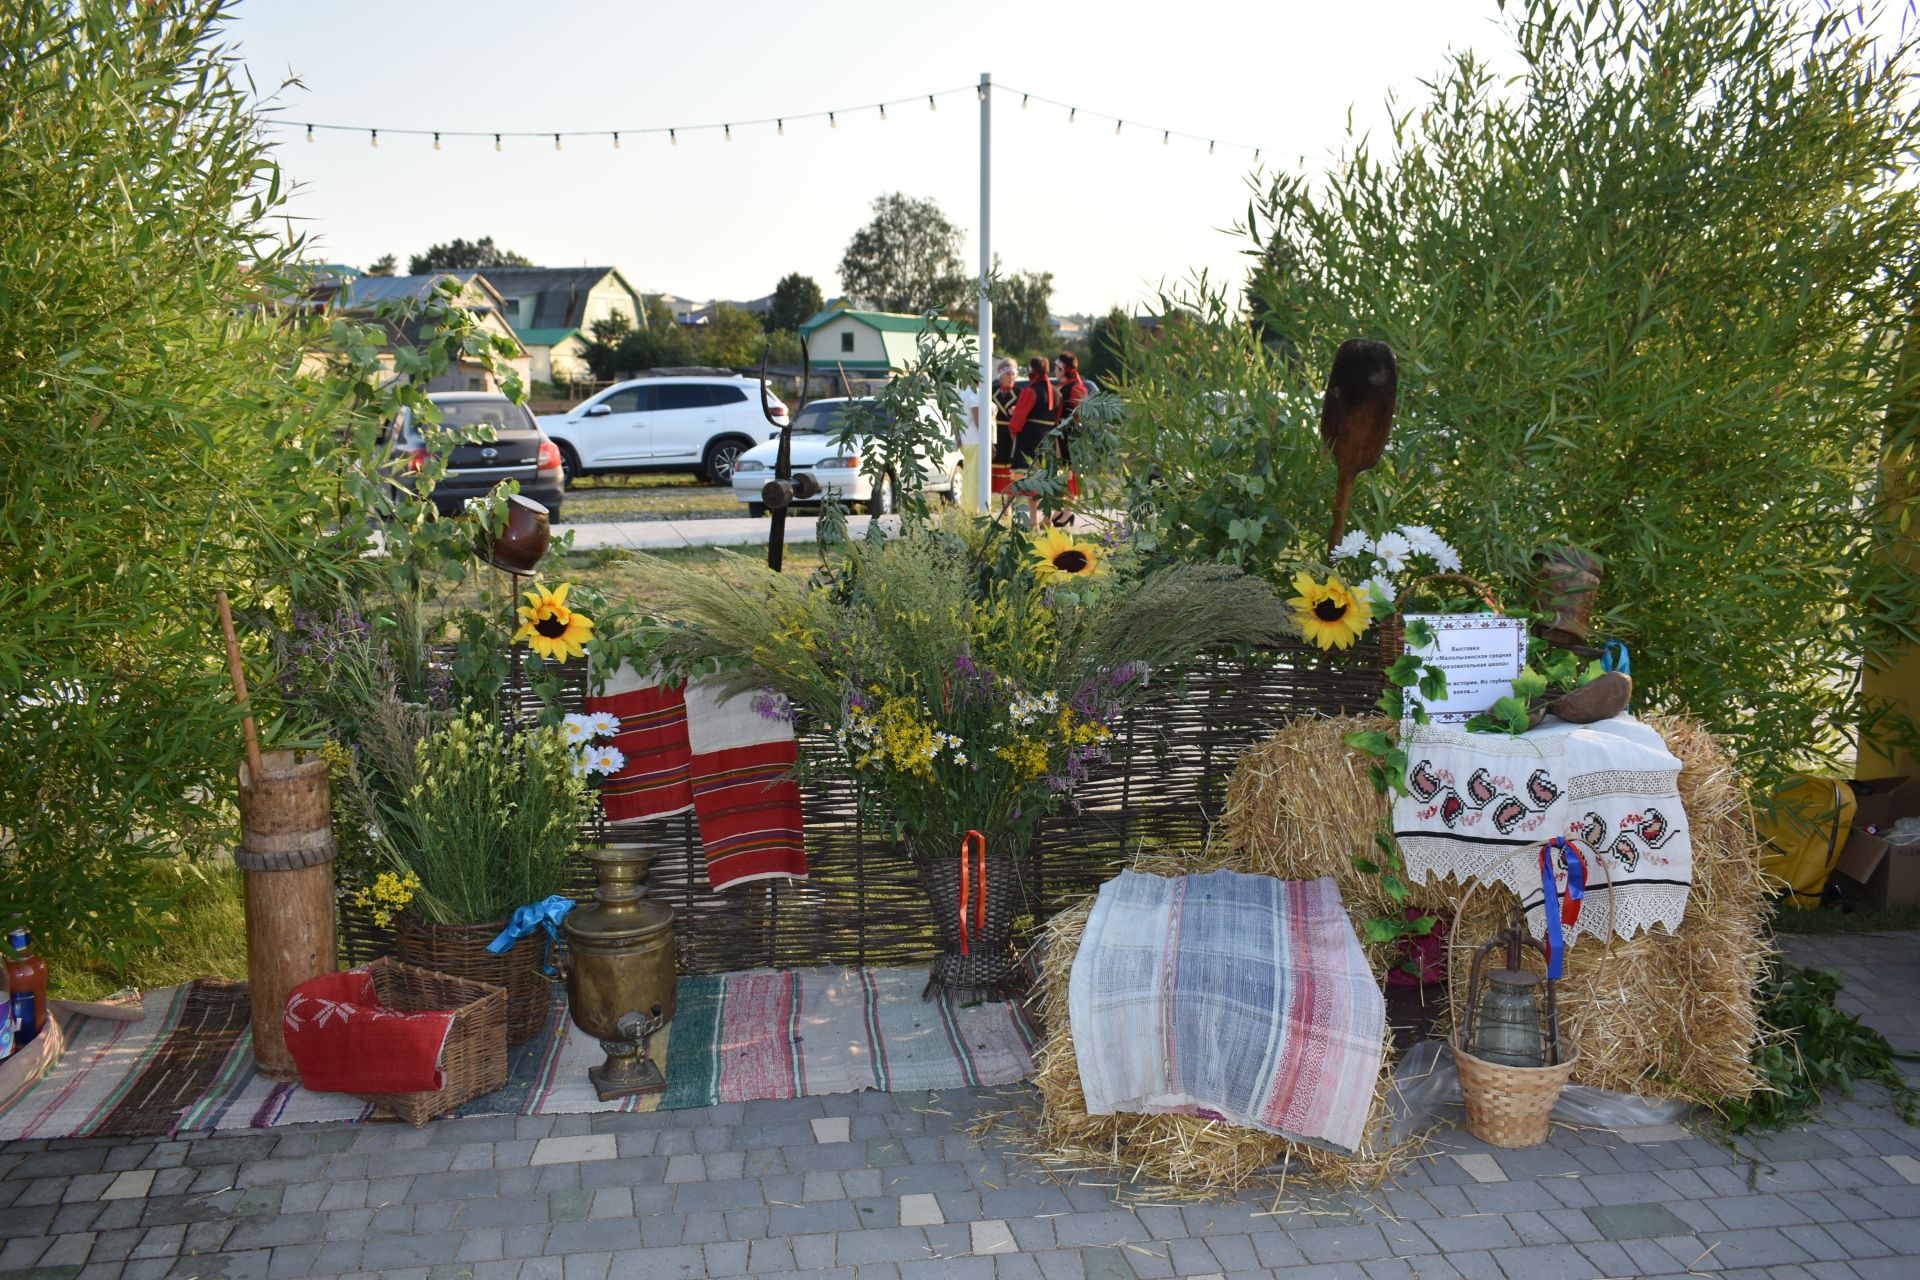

[1320,338,1398,471]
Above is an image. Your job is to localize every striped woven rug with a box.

[0,967,1035,1137]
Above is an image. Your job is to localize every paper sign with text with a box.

[1402,613,1528,723]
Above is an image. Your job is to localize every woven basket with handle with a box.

[395,915,550,1047]
[354,957,507,1128]
[1375,573,1504,667]
[1453,1042,1582,1147]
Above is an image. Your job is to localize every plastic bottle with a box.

[0,961,13,1060]
[5,929,47,1047]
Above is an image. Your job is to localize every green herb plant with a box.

[1719,958,1917,1133]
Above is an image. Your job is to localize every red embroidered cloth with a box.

[282,969,454,1095]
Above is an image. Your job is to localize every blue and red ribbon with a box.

[1538,837,1586,980]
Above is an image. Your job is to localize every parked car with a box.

[388,391,567,523]
[729,397,964,516]
[537,375,790,487]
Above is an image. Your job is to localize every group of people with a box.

[983,352,1088,525]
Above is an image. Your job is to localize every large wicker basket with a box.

[910,832,1027,1003]
[395,915,550,1047]
[1453,1042,1580,1148]
[355,958,508,1127]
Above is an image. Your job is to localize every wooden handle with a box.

[216,590,265,783]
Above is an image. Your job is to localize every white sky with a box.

[227,1,1523,313]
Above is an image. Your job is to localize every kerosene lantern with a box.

[1458,912,1564,1068]
[559,848,678,1100]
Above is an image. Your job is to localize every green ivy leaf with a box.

[1512,667,1550,700]
[1404,618,1437,651]
[1387,654,1424,688]
[1344,730,1396,756]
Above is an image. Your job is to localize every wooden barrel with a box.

[236,750,337,1081]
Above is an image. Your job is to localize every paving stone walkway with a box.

[2,931,1916,1280]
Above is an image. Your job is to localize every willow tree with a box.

[1240,0,1920,781]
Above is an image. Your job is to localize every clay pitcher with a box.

[479,494,551,575]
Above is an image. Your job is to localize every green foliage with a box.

[992,267,1056,358]
[839,193,969,315]
[767,273,826,333]
[581,304,765,376]
[1236,0,1920,785]
[408,236,533,275]
[1719,958,1916,1133]
[377,713,589,925]
[0,0,326,961]
[1081,307,1130,385]
[364,254,397,276]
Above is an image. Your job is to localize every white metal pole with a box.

[976,71,993,515]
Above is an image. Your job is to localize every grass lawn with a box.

[1772,899,1920,934]
[43,859,249,1000]
[563,473,743,522]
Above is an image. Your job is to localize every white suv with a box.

[537,375,789,487]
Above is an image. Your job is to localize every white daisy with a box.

[560,713,595,744]
[1372,530,1414,574]
[1360,577,1397,608]
[594,746,627,775]
[1397,525,1443,557]
[585,711,622,738]
[1331,530,1371,562]
[1430,541,1463,572]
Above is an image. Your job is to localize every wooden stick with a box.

[216,590,265,782]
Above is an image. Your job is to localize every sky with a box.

[225,0,1525,315]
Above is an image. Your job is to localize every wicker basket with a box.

[1453,1041,1581,1148]
[1376,574,1504,666]
[395,915,550,1047]
[354,958,508,1128]
[910,832,1027,1002]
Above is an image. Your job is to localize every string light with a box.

[878,103,886,121]
[613,132,620,149]
[369,129,378,148]
[669,128,677,146]
[777,118,784,135]
[928,95,936,112]
[724,124,732,142]
[829,112,837,129]
[1021,94,1029,109]
[976,84,986,102]
[1115,120,1123,135]
[1208,140,1215,154]
[1068,107,1076,123]
[553,133,562,151]
[1162,130,1169,146]
[494,134,502,151]
[305,123,314,143]
[433,132,441,151]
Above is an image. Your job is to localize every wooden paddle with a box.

[215,590,264,783]
[1320,338,1399,556]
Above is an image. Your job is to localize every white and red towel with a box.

[587,664,808,890]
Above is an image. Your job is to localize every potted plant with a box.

[627,515,1299,999]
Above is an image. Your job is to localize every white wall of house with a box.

[584,279,636,332]
[808,316,890,368]
[530,336,590,385]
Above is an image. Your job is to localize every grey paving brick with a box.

[1421,1215,1524,1253]
[546,1216,642,1255]
[705,1240,749,1275]
[835,1226,932,1265]
[626,1243,711,1278]
[360,1230,464,1269]
[1584,1201,1692,1240]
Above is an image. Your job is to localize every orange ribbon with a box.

[957,830,987,957]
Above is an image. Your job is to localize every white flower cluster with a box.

[1330,524,1463,606]
[1007,690,1061,728]
[563,711,626,778]
[833,704,881,760]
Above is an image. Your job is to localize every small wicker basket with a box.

[354,958,508,1128]
[1375,573,1504,666]
[1453,1042,1581,1148]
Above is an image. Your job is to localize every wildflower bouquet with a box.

[1287,525,1476,651]
[622,515,1299,993]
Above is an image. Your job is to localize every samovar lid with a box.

[563,896,675,943]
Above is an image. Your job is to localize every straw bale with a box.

[1021,711,1764,1195]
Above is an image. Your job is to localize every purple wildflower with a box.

[752,689,794,723]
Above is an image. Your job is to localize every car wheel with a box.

[555,442,583,490]
[703,437,751,485]
[863,473,897,516]
[747,502,766,518]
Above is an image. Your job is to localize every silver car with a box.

[729,397,964,515]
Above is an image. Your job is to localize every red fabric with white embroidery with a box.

[281,968,455,1095]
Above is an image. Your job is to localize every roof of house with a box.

[798,308,967,337]
[516,327,584,348]
[339,273,481,306]
[465,266,640,330]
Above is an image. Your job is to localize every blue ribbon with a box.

[1538,838,1586,981]
[488,895,575,977]
[1602,640,1631,676]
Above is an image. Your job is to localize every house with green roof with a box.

[516,327,589,386]
[798,308,982,374]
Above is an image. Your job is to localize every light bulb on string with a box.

[552,134,561,151]
[369,129,378,148]
[724,124,732,142]
[1115,120,1122,135]
[613,133,620,150]
[305,123,314,143]
[1208,140,1215,154]
[669,128,677,146]
[829,112,837,129]
[433,132,441,151]
[1253,149,1261,162]
[878,103,886,121]
[494,134,502,152]
[1068,107,1076,123]
[1163,131,1170,146]
[977,85,986,102]
[777,118,784,135]
[1021,94,1028,109]
[928,95,936,112]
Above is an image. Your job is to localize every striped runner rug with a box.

[0,967,1035,1137]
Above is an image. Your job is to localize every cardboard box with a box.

[1833,775,1920,905]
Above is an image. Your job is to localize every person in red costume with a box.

[1007,355,1057,526]
[1052,351,1088,525]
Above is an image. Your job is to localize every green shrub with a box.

[1125,0,1920,785]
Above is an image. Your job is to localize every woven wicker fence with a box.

[341,637,1384,972]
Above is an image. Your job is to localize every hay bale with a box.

[1224,712,1767,1103]
[1022,712,1764,1195]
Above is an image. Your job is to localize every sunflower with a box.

[1029,527,1105,585]
[513,582,594,661]
[1289,571,1373,650]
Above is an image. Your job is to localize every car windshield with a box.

[791,401,891,436]
[432,400,531,433]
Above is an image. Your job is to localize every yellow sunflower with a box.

[1289,571,1372,650]
[513,582,595,661]
[1029,527,1105,585]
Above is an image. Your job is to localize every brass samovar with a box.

[560,848,677,1100]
